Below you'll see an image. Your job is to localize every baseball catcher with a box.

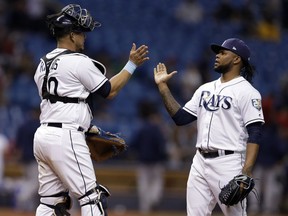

[219,174,255,206]
[33,2,149,215]
[85,125,127,162]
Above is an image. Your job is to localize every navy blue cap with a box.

[211,38,251,63]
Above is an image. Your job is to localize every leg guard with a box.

[40,191,72,216]
[79,184,111,216]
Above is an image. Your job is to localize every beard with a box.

[214,61,233,74]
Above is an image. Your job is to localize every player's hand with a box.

[129,43,149,66]
[154,63,177,85]
[240,169,253,194]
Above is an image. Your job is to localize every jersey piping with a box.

[90,78,108,93]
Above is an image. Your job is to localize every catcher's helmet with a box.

[47,4,101,37]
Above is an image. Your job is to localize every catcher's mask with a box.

[47,4,101,37]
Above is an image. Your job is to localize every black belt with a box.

[44,94,86,104]
[198,148,234,158]
[47,123,84,132]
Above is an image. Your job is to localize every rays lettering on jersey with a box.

[40,61,46,72]
[199,91,232,111]
[46,58,60,95]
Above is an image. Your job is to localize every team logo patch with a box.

[251,99,262,111]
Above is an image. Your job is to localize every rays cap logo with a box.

[211,38,251,65]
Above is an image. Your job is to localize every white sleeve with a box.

[240,90,265,126]
[182,87,201,117]
[77,57,108,93]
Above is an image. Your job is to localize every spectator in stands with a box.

[7,53,40,112]
[274,73,288,213]
[129,100,168,214]
[6,0,61,33]
[248,94,286,214]
[174,0,204,25]
[238,0,258,37]
[6,0,31,32]
[13,106,40,211]
[255,1,281,42]
[0,67,24,141]
[168,122,197,168]
[213,0,238,22]
[179,62,202,102]
[166,63,202,167]
[0,67,7,105]
[275,107,288,214]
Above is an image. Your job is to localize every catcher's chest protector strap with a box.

[40,202,71,216]
[40,191,72,216]
[78,184,110,216]
[41,50,86,104]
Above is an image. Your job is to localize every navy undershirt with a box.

[95,80,111,98]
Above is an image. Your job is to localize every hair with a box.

[241,62,255,84]
[54,27,73,39]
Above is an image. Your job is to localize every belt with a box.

[198,148,234,159]
[47,122,84,132]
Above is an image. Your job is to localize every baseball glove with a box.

[219,174,255,206]
[85,125,127,162]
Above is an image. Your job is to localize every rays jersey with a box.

[183,76,265,152]
[34,48,107,130]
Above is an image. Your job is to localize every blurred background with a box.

[0,0,288,215]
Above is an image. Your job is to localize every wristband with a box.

[123,60,137,75]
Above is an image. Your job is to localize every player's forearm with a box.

[107,70,131,99]
[157,82,181,116]
[242,143,259,176]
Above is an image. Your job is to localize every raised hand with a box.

[129,43,149,66]
[154,63,177,85]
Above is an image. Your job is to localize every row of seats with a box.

[26,1,285,79]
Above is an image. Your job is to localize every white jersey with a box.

[183,76,264,152]
[34,48,108,130]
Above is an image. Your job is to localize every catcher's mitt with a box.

[85,125,127,162]
[219,174,255,206]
